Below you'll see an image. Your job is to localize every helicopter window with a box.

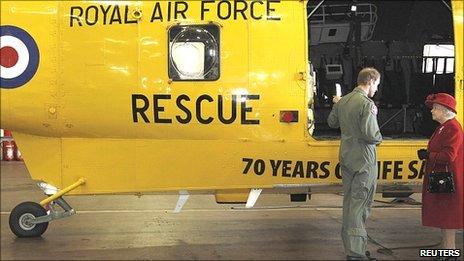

[168,24,220,81]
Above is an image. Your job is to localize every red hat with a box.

[425,93,457,113]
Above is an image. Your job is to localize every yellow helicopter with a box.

[1,0,462,237]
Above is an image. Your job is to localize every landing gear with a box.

[8,178,86,237]
[9,202,49,237]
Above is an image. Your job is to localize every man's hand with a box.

[333,96,341,103]
[417,149,428,160]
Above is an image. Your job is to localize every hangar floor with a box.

[1,161,463,260]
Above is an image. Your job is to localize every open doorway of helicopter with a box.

[308,0,454,140]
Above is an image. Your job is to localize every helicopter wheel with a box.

[9,202,49,237]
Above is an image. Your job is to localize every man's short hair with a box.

[357,67,380,85]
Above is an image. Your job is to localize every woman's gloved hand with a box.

[417,149,428,160]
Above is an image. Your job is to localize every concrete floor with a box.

[1,161,462,260]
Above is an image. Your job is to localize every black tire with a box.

[9,201,49,237]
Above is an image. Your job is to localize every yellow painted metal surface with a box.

[11,133,62,187]
[215,189,249,203]
[452,0,463,124]
[1,1,462,196]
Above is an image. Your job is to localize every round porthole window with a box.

[169,25,220,81]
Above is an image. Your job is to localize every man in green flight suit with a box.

[327,67,382,260]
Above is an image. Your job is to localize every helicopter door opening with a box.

[308,0,455,140]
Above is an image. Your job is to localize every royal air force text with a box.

[242,158,426,180]
[70,0,282,27]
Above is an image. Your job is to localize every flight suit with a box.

[327,87,382,258]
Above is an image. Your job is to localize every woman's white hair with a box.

[435,103,457,120]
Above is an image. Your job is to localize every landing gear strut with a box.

[8,178,85,237]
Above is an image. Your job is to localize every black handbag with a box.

[427,164,455,193]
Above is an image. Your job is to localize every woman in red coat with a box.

[417,93,463,251]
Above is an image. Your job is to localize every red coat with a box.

[422,118,464,229]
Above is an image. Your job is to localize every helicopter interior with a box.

[308,0,455,140]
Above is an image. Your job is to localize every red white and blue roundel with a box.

[0,25,40,89]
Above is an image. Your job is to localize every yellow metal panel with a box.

[58,1,140,138]
[56,138,425,195]
[215,189,249,203]
[0,1,460,196]
[248,2,307,141]
[61,138,136,194]
[11,132,62,188]
[452,0,463,124]
[0,1,62,136]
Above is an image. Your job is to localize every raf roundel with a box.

[0,25,40,89]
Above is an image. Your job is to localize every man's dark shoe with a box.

[365,251,376,260]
